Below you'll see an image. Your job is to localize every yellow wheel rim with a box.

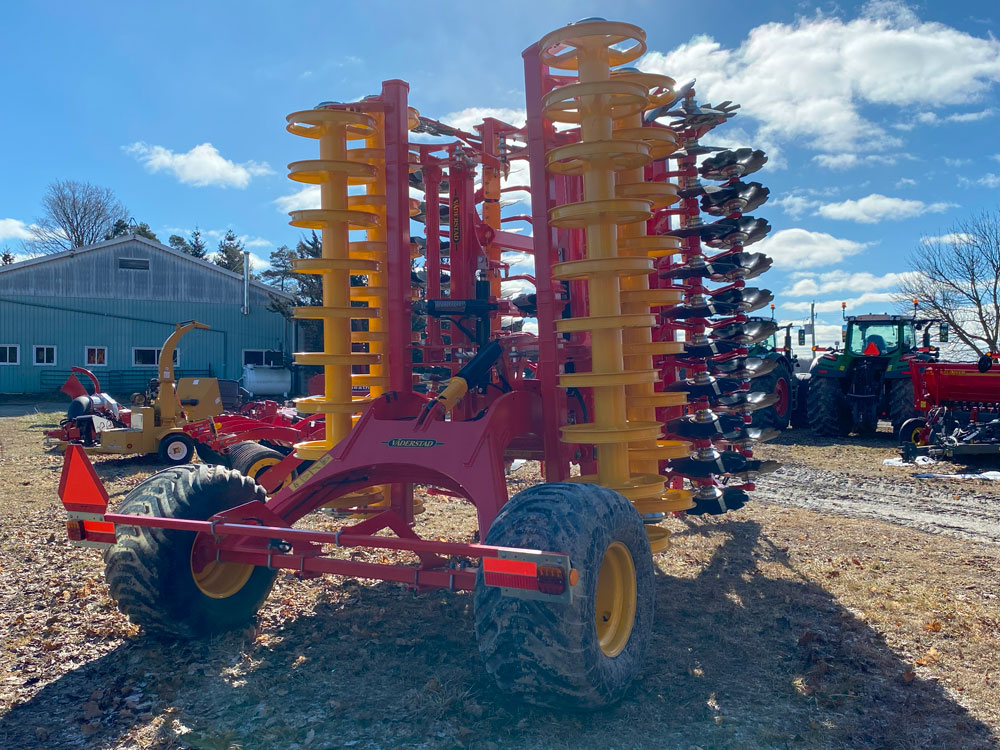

[247,456,292,492]
[190,545,254,599]
[909,425,924,445]
[594,541,637,657]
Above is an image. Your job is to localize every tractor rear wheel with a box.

[228,441,294,491]
[752,362,792,431]
[474,482,654,709]
[790,374,810,429]
[889,378,917,438]
[104,465,277,639]
[807,375,852,437]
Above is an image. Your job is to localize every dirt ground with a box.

[0,405,997,750]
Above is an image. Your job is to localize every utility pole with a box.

[810,301,816,350]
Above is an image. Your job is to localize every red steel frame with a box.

[60,78,570,594]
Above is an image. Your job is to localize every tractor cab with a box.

[844,315,916,357]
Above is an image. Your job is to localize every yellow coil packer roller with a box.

[537,20,690,550]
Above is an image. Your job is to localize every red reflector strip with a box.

[483,556,537,577]
[83,520,116,535]
[63,502,111,515]
[483,571,538,591]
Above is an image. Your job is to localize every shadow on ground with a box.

[1,520,993,750]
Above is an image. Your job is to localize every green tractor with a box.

[806,314,945,437]
[748,321,808,431]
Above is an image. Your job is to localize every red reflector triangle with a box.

[864,341,881,355]
[58,445,109,511]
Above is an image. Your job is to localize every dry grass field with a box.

[0,403,997,749]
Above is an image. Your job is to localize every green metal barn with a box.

[0,234,295,394]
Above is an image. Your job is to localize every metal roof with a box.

[0,233,295,301]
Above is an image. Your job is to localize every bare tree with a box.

[26,180,129,254]
[897,210,1000,357]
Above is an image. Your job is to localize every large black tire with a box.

[889,378,917,437]
[790,374,810,429]
[157,433,195,466]
[104,465,277,639]
[228,442,286,484]
[807,375,852,437]
[474,483,654,710]
[898,416,927,445]
[195,441,227,467]
[752,361,792,431]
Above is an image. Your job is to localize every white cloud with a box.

[125,142,273,188]
[639,5,1000,156]
[943,157,972,167]
[913,108,995,125]
[783,292,898,313]
[812,152,912,170]
[274,185,321,213]
[784,270,904,297]
[958,173,1000,188]
[0,218,33,242]
[920,232,974,245]
[817,193,954,223]
[754,228,870,268]
[895,177,917,187]
[440,107,526,132]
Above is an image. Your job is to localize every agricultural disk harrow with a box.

[58,19,780,707]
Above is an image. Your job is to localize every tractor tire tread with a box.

[889,378,917,437]
[104,464,276,639]
[807,375,852,437]
[474,482,654,710]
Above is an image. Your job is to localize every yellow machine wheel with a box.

[474,482,653,709]
[104,465,277,638]
[190,551,255,599]
[228,442,294,492]
[594,541,637,657]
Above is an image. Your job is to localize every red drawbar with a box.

[864,341,881,355]
[58,445,109,514]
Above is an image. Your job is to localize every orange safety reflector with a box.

[58,445,109,514]
[483,556,538,577]
[864,341,881,356]
[66,519,116,545]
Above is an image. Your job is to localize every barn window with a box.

[133,348,178,367]
[85,346,107,366]
[0,345,18,365]
[243,349,266,366]
[118,258,149,270]
[34,345,56,366]
[243,350,282,366]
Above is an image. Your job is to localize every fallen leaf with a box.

[924,621,942,632]
[902,668,916,683]
[916,647,941,666]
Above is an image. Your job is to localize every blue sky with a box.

[2,0,998,346]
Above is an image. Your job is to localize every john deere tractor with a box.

[806,314,944,437]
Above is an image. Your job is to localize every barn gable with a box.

[0,235,292,306]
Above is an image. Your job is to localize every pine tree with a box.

[214,230,248,273]
[168,227,208,259]
[188,227,207,258]
[105,218,158,242]
[262,245,297,291]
